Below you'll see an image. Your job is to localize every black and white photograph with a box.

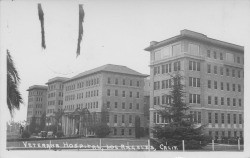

[0,0,250,158]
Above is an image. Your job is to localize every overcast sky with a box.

[1,0,250,123]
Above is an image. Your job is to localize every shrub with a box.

[55,131,64,138]
[92,123,110,138]
[21,130,30,138]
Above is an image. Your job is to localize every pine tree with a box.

[152,72,209,150]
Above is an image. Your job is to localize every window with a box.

[208,113,212,123]
[114,115,117,123]
[233,98,236,106]
[162,65,166,74]
[107,101,110,109]
[129,91,132,97]
[215,97,218,105]
[239,99,242,107]
[136,103,139,110]
[228,131,231,137]
[221,97,224,105]
[233,84,235,91]
[115,78,118,85]
[227,114,231,124]
[136,92,140,98]
[129,103,132,109]
[189,61,200,71]
[237,56,240,63]
[154,81,160,90]
[214,66,217,74]
[214,51,217,59]
[106,114,109,123]
[227,98,230,106]
[107,89,111,96]
[114,128,117,135]
[129,115,132,123]
[221,82,224,90]
[238,85,241,92]
[121,129,125,135]
[220,67,224,75]
[115,90,118,96]
[215,113,218,123]
[232,69,235,77]
[108,77,111,84]
[174,61,181,71]
[227,83,230,91]
[154,66,160,75]
[137,81,140,87]
[238,70,241,78]
[189,94,200,104]
[221,113,225,124]
[233,114,237,124]
[122,115,125,123]
[234,131,237,137]
[214,81,217,89]
[122,91,125,97]
[207,64,211,73]
[226,68,229,76]
[130,80,132,86]
[239,114,242,124]
[220,53,223,60]
[129,129,132,135]
[189,77,200,87]
[122,102,125,109]
[208,80,211,88]
[123,79,125,85]
[207,50,211,57]
[115,102,118,108]
[208,96,211,104]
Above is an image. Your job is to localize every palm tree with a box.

[7,50,23,117]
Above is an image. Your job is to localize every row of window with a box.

[65,94,75,101]
[207,50,242,64]
[65,78,100,91]
[107,77,141,87]
[36,97,43,102]
[107,89,140,98]
[85,90,99,98]
[207,64,242,78]
[207,80,242,92]
[209,130,243,138]
[29,91,44,96]
[47,109,55,114]
[154,61,182,75]
[207,96,242,107]
[35,111,42,115]
[65,101,99,110]
[112,114,139,124]
[113,128,133,136]
[48,100,56,106]
[48,92,56,98]
[154,96,171,105]
[106,101,140,110]
[48,84,63,91]
[208,113,243,124]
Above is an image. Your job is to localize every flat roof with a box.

[144,29,244,53]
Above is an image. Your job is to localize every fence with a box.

[6,138,244,151]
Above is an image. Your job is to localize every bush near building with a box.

[91,123,110,138]
[21,130,30,138]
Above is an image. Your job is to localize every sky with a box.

[1,0,250,123]
[1,0,250,157]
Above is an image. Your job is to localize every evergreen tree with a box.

[40,112,46,131]
[29,116,37,134]
[152,73,209,150]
